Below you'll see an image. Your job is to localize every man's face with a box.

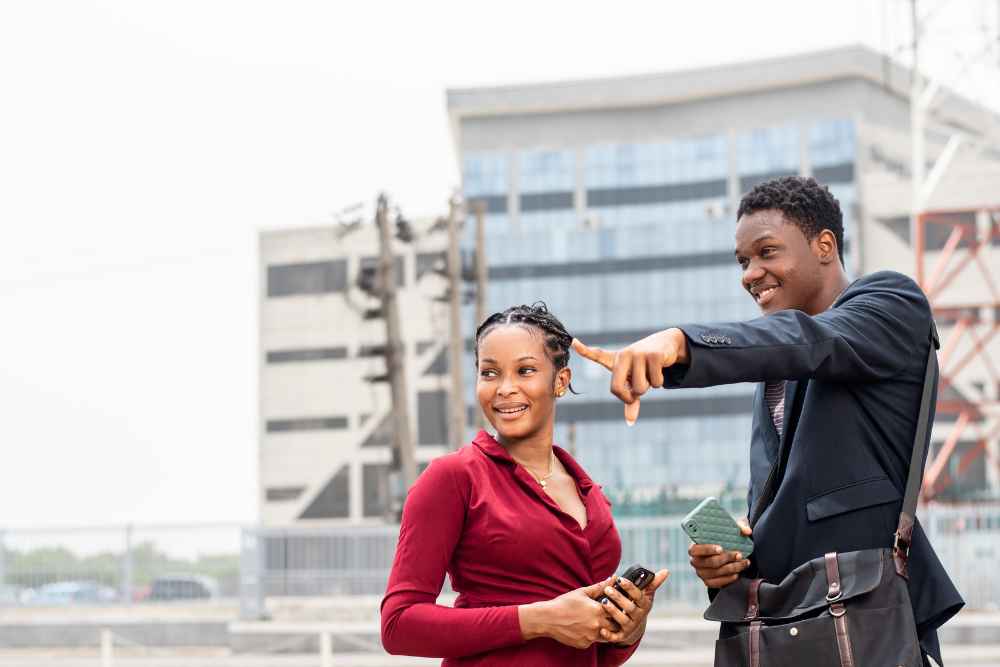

[734,209,826,316]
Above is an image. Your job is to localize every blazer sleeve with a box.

[666,271,933,388]
[380,456,525,657]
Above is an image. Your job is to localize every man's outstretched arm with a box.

[573,272,931,422]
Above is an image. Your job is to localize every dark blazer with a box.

[666,270,964,665]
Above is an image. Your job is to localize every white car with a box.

[26,580,118,605]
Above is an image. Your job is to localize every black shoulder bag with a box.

[705,325,939,667]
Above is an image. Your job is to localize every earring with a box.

[556,390,566,398]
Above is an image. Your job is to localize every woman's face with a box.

[476,325,570,442]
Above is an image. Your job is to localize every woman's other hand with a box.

[518,579,618,649]
[596,569,669,646]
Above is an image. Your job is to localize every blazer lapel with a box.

[749,384,779,523]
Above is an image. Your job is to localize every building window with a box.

[266,486,305,502]
[267,260,348,297]
[361,414,392,447]
[418,390,448,446]
[736,125,799,179]
[813,163,854,185]
[359,256,405,288]
[299,465,350,519]
[266,347,348,363]
[357,344,387,358]
[520,191,574,212]
[520,149,575,193]
[266,416,348,432]
[423,348,448,376]
[585,136,728,189]
[808,118,855,168]
[416,252,446,280]
[363,463,390,517]
[586,179,727,208]
[463,153,509,197]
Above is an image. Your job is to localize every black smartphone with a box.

[597,564,655,610]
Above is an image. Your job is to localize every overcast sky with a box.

[0,0,996,530]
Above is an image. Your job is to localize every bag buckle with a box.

[893,531,911,558]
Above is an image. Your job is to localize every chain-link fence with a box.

[237,502,1000,619]
[0,523,242,607]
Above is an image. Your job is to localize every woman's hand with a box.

[596,569,669,646]
[518,579,619,649]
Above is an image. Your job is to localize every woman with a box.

[381,303,669,665]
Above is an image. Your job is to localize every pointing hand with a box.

[572,329,689,426]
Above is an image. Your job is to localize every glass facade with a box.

[736,124,799,190]
[460,119,857,516]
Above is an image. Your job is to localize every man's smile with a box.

[751,283,780,307]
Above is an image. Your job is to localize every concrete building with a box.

[258,218,453,525]
[446,44,1000,510]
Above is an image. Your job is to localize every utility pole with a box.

[910,0,925,268]
[446,195,468,451]
[473,200,489,430]
[375,193,417,499]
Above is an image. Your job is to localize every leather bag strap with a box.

[749,621,762,667]
[744,578,763,620]
[894,322,939,576]
[825,552,855,667]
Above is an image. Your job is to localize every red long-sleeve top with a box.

[381,430,642,666]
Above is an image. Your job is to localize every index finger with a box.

[624,399,640,426]
[582,576,615,599]
[572,338,615,371]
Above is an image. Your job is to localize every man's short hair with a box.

[737,176,845,264]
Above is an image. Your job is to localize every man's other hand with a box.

[572,329,689,425]
[688,519,753,588]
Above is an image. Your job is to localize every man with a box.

[574,176,963,665]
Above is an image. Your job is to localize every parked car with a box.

[0,584,25,604]
[26,580,118,605]
[147,574,218,601]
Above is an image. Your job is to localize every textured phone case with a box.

[681,497,754,555]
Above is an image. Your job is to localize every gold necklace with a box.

[523,452,556,488]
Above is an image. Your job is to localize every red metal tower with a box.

[916,206,1000,500]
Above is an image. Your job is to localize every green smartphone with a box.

[681,496,754,556]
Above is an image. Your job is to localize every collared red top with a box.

[381,430,641,666]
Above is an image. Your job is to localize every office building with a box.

[446,45,1000,509]
[258,218,452,524]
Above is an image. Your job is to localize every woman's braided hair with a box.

[474,302,578,394]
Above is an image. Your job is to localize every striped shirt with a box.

[765,381,786,436]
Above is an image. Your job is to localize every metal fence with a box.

[0,523,242,606]
[2,504,997,618]
[238,502,1000,619]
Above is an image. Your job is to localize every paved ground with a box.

[2,606,998,665]
[0,644,998,667]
